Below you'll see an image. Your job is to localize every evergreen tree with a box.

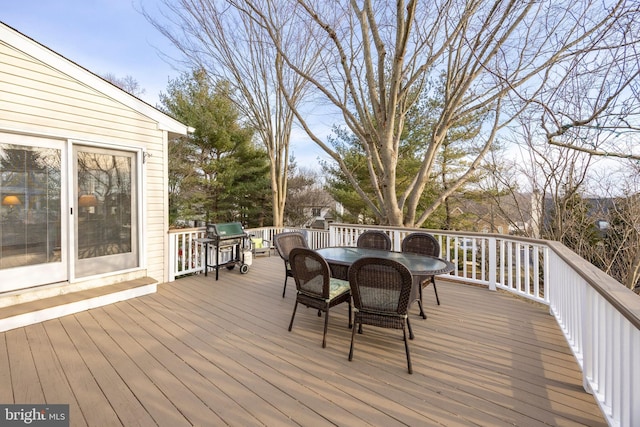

[323,82,485,228]
[160,69,269,226]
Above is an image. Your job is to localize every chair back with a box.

[348,257,413,316]
[289,247,331,299]
[274,231,309,262]
[401,232,440,257]
[356,230,392,250]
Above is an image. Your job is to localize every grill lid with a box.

[206,222,246,239]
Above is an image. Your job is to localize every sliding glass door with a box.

[1,135,142,290]
[0,134,66,291]
[74,146,138,277]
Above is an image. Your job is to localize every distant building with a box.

[304,201,343,229]
[452,192,540,236]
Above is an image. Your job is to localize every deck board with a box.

[0,256,606,426]
[57,314,157,427]
[24,324,80,414]
[0,332,13,403]
[75,309,189,427]
[7,327,46,403]
[42,319,113,426]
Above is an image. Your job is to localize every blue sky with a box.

[1,0,335,169]
[2,0,184,107]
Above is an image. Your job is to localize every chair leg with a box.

[288,301,298,331]
[348,320,358,361]
[403,323,413,374]
[348,302,352,328]
[432,277,440,305]
[282,275,288,298]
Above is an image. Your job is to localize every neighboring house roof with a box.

[0,21,190,136]
[451,192,539,235]
[540,196,615,229]
[457,193,533,220]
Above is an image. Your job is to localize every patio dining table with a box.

[315,246,455,324]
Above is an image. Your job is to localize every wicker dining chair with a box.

[401,232,441,319]
[348,257,414,374]
[288,247,352,348]
[274,231,309,298]
[356,230,392,250]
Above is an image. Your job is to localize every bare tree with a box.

[590,164,640,292]
[539,2,640,161]
[233,0,638,227]
[101,73,146,98]
[483,113,596,237]
[144,0,317,226]
[483,116,640,291]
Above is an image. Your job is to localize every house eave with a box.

[0,21,189,136]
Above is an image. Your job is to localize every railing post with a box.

[488,236,497,291]
[390,229,402,251]
[581,282,592,394]
[329,225,337,246]
[168,231,176,282]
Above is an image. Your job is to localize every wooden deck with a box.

[0,255,606,426]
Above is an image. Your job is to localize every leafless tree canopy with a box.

[144,0,318,226]
[146,0,639,227]
[481,114,640,292]
[236,0,639,226]
[101,73,146,98]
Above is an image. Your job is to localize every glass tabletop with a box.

[316,246,455,276]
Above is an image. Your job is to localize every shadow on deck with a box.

[0,255,605,426]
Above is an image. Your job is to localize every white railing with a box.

[329,225,548,303]
[167,226,331,281]
[168,227,207,281]
[168,223,640,426]
[546,242,640,427]
[169,224,552,304]
[247,226,331,250]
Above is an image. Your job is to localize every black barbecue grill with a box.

[197,222,249,280]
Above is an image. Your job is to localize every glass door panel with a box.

[74,146,138,277]
[0,134,66,291]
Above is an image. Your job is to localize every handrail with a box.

[545,241,640,426]
[547,241,640,330]
[168,223,640,426]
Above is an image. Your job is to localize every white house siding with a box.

[0,35,181,286]
[145,162,169,282]
[0,42,160,142]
